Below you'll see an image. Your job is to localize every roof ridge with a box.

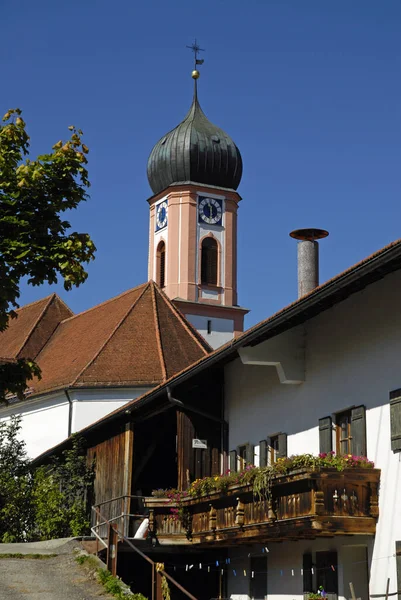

[155,284,212,354]
[150,282,167,381]
[70,282,151,386]
[13,293,56,314]
[58,283,148,325]
[16,294,55,359]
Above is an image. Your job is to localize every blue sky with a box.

[2,0,400,327]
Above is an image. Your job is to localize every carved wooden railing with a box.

[144,468,380,545]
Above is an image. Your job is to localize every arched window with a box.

[157,241,166,288]
[201,237,218,285]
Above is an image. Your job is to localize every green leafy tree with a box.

[0,108,96,403]
[0,417,94,541]
[32,435,95,540]
[0,415,33,542]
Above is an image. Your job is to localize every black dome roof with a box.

[147,85,243,195]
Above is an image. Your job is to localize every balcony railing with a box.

[144,467,380,545]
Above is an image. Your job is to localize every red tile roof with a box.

[0,294,73,360]
[29,281,211,396]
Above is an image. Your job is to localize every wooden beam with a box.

[123,422,134,537]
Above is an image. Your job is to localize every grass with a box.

[0,553,58,559]
[75,553,148,600]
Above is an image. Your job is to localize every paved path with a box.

[0,553,110,599]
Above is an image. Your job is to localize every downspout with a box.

[65,389,73,437]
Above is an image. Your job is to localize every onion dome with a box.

[147,80,243,195]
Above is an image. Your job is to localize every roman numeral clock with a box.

[198,197,223,226]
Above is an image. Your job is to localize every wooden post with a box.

[123,422,134,537]
[156,572,164,600]
[107,524,119,577]
[151,563,155,600]
[349,582,357,600]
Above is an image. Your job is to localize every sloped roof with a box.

[29,281,211,396]
[34,236,401,465]
[0,294,73,361]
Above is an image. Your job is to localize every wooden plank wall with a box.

[88,423,133,532]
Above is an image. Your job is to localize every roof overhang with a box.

[32,238,401,465]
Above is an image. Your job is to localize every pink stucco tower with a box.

[146,73,248,348]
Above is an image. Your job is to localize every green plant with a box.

[155,452,375,513]
[31,434,95,540]
[0,108,95,404]
[95,567,141,599]
[0,415,33,542]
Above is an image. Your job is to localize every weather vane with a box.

[186,39,205,79]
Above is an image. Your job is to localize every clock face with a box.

[156,201,168,231]
[198,197,223,226]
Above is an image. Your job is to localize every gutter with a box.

[65,389,73,437]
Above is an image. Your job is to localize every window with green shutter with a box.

[390,389,401,453]
[333,406,367,457]
[266,433,287,465]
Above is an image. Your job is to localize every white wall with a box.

[0,393,69,460]
[186,313,234,349]
[225,269,401,597]
[70,387,151,432]
[227,538,372,600]
[0,387,151,460]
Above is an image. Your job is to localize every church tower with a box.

[146,58,248,348]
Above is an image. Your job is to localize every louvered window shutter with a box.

[229,450,237,473]
[277,433,287,459]
[319,416,333,454]
[245,443,254,466]
[390,389,401,453]
[303,553,313,594]
[351,406,367,456]
[259,440,268,467]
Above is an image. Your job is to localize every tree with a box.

[0,415,33,542]
[0,108,96,403]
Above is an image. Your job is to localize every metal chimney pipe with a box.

[290,228,329,298]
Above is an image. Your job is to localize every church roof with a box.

[24,281,211,397]
[0,294,73,361]
[147,83,242,195]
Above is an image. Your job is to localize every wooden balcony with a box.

[144,468,380,546]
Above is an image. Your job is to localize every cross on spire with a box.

[186,39,205,69]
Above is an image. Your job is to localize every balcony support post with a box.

[314,488,325,516]
[235,498,245,526]
[369,481,379,518]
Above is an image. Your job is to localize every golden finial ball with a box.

[192,70,200,80]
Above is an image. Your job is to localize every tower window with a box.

[157,241,166,288]
[201,238,218,285]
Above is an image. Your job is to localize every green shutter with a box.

[303,553,313,593]
[351,406,367,456]
[246,443,255,466]
[259,440,268,467]
[278,433,287,459]
[390,390,401,453]
[319,416,333,454]
[229,450,237,473]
